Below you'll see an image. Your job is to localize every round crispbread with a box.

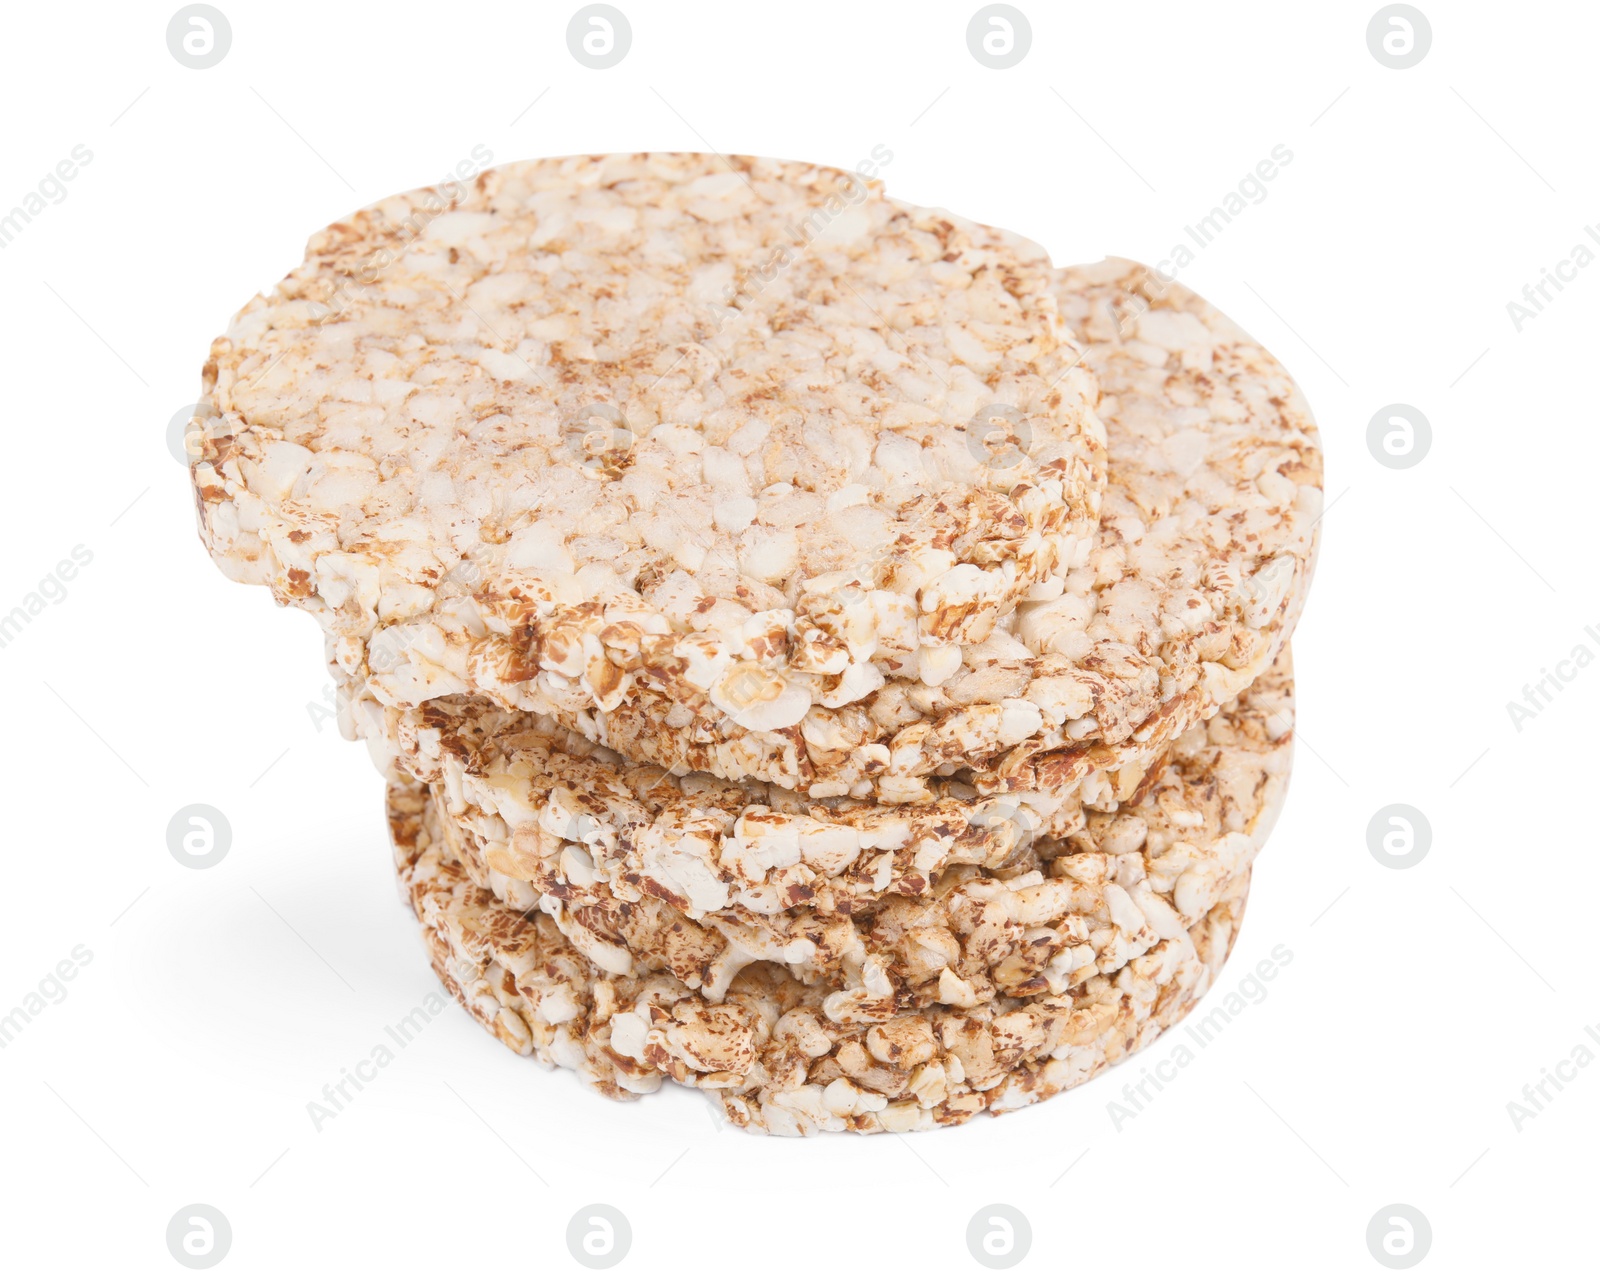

[393,778,1251,1134]
[193,154,1106,742]
[396,648,1290,1015]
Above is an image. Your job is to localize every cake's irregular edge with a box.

[336,257,1319,810]
[191,153,1107,743]
[392,784,1254,1135]
[410,651,1291,1017]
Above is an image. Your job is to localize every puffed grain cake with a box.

[393,779,1250,1135]
[398,648,1290,1014]
[571,261,1321,799]
[192,153,1106,736]
[337,263,1318,821]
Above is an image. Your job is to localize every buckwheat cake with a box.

[390,649,1291,1012]
[192,156,1318,804]
[326,262,1318,821]
[184,156,1322,1137]
[393,779,1251,1135]
[571,261,1321,801]
[191,153,1107,743]
[337,265,1317,832]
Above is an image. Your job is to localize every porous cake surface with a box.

[399,651,1292,1015]
[193,153,1106,737]
[336,262,1320,809]
[585,263,1322,797]
[393,779,1251,1135]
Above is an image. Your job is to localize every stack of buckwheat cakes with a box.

[190,154,1321,1134]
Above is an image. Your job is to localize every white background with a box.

[1,0,1594,1270]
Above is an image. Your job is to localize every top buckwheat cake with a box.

[192,153,1107,740]
[569,261,1321,801]
[334,261,1321,808]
